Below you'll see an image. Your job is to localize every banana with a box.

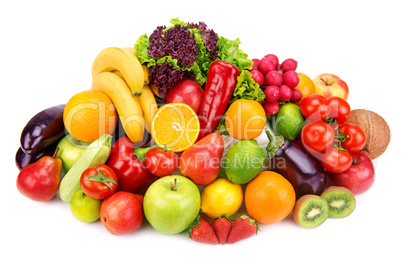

[91,47,144,96]
[122,47,149,84]
[91,72,144,143]
[111,70,157,133]
[138,84,158,133]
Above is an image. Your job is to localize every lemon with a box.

[200,178,243,219]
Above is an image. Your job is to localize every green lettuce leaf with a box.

[217,37,253,71]
[134,34,156,67]
[230,70,266,104]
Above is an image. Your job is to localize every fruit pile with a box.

[15,18,391,244]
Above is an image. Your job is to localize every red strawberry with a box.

[227,215,259,244]
[189,218,218,245]
[212,215,232,245]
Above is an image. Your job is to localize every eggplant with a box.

[271,140,327,199]
[265,123,327,199]
[15,143,58,170]
[20,104,65,154]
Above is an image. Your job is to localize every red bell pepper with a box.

[106,136,156,195]
[197,61,240,141]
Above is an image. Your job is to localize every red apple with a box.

[100,191,143,236]
[330,152,375,195]
[313,73,349,100]
[165,80,204,114]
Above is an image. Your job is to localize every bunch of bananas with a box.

[91,47,157,143]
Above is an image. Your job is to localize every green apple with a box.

[56,135,89,173]
[143,175,200,235]
[70,190,101,223]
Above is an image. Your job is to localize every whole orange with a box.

[225,99,266,140]
[245,171,296,225]
[64,90,118,143]
[295,73,316,104]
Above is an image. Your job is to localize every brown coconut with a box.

[345,109,390,160]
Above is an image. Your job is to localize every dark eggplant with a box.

[265,123,327,199]
[20,104,65,154]
[15,143,58,170]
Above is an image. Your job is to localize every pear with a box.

[16,148,62,202]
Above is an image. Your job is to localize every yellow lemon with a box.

[201,178,243,219]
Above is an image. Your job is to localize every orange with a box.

[245,171,296,225]
[225,99,266,140]
[295,72,316,103]
[151,102,200,152]
[63,90,118,143]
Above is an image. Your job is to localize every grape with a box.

[265,70,282,87]
[263,54,279,68]
[251,58,260,71]
[282,70,300,88]
[263,101,280,116]
[281,58,298,72]
[264,85,280,102]
[278,85,293,102]
[290,88,302,102]
[250,70,264,86]
[258,57,276,75]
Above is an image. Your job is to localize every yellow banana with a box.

[91,47,144,96]
[122,47,149,84]
[138,84,158,133]
[111,70,157,133]
[91,72,144,143]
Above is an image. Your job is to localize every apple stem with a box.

[173,178,177,191]
[53,147,60,159]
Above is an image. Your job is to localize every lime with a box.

[223,140,265,185]
[200,178,243,219]
[272,103,304,140]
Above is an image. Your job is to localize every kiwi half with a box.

[321,186,356,218]
[293,195,329,228]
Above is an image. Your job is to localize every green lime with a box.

[272,103,304,140]
[223,140,265,185]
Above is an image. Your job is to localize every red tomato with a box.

[338,124,366,153]
[299,94,330,121]
[320,147,353,173]
[301,122,335,153]
[145,148,179,177]
[80,164,118,200]
[327,96,351,124]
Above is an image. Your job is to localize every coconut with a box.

[345,109,390,160]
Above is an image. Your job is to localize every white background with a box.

[1,1,401,267]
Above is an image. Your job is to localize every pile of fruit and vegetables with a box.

[15,18,391,244]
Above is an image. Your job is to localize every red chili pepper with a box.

[197,61,240,141]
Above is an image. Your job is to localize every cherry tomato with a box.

[299,94,330,121]
[320,147,353,173]
[80,164,118,200]
[338,124,366,153]
[327,96,351,124]
[301,122,335,153]
[145,148,179,177]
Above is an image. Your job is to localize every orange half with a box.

[151,103,200,152]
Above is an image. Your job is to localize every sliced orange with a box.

[151,103,200,152]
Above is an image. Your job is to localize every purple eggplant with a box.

[15,143,58,170]
[20,104,65,154]
[265,123,327,199]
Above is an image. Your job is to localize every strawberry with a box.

[227,215,259,244]
[189,218,218,245]
[212,215,232,245]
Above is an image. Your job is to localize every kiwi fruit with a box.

[293,195,329,228]
[321,186,356,218]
